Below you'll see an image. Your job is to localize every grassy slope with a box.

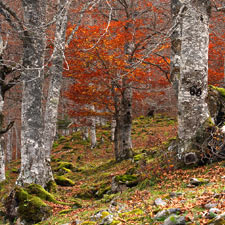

[0,114,224,225]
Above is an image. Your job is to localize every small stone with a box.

[208,212,225,225]
[154,198,167,206]
[154,210,168,220]
[190,178,209,186]
[100,214,114,225]
[204,203,218,209]
[209,208,221,214]
[169,192,183,198]
[154,208,181,220]
[163,214,186,225]
[168,208,181,214]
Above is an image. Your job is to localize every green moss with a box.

[59,209,74,215]
[210,85,225,98]
[58,162,74,169]
[57,167,72,175]
[81,221,97,225]
[58,136,67,144]
[46,180,57,193]
[14,187,52,224]
[52,142,59,148]
[115,174,139,187]
[101,194,117,203]
[72,199,82,208]
[134,154,144,162]
[11,168,19,173]
[26,184,57,203]
[110,220,121,225]
[101,211,110,219]
[16,187,29,202]
[119,208,144,217]
[55,176,75,186]
[62,143,73,150]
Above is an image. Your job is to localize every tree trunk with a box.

[16,0,50,187]
[0,136,5,182]
[43,0,70,180]
[14,124,20,160]
[82,126,89,140]
[114,78,133,161]
[89,105,97,148]
[111,119,116,141]
[176,0,211,161]
[6,127,12,162]
[170,0,182,96]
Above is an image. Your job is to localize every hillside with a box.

[0,114,225,225]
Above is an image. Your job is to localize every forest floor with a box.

[0,114,225,225]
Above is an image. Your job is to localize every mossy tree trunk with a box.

[172,0,211,163]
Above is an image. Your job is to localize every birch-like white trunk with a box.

[177,0,210,160]
[89,105,97,148]
[14,124,19,160]
[6,128,12,162]
[43,0,70,178]
[16,0,50,187]
[0,136,5,182]
[111,119,116,141]
[170,0,182,96]
[0,33,6,181]
[82,127,89,140]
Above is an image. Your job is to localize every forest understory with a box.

[0,114,224,225]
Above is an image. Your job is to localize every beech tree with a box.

[65,0,171,161]
[0,25,17,182]
[0,0,102,186]
[171,0,211,163]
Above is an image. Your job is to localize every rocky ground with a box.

[0,114,224,225]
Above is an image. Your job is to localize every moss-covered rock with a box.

[114,174,139,187]
[58,161,75,170]
[101,194,117,203]
[55,176,75,186]
[119,208,144,217]
[57,167,72,175]
[110,221,121,225]
[4,186,52,224]
[26,184,57,203]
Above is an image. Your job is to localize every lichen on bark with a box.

[173,0,211,162]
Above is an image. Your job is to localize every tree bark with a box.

[176,0,211,161]
[0,136,5,182]
[16,0,50,187]
[114,77,133,161]
[111,119,116,141]
[43,0,70,180]
[170,0,182,96]
[89,105,97,148]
